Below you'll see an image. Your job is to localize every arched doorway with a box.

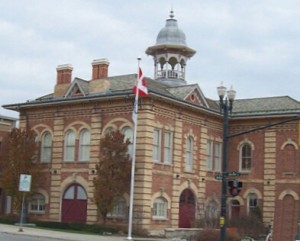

[179,189,195,228]
[61,184,87,223]
[274,195,297,241]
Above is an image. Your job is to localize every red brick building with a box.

[0,114,17,214]
[3,11,300,240]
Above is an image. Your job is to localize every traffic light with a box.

[228,179,242,197]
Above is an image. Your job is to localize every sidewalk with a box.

[0,224,169,241]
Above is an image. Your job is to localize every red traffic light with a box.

[228,179,242,197]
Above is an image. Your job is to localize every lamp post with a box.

[217,82,236,241]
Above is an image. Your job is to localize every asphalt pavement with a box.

[0,224,169,241]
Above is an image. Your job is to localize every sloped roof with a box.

[232,96,300,116]
[3,73,300,118]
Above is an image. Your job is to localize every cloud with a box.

[1,0,300,118]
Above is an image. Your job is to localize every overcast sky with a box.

[1,0,300,118]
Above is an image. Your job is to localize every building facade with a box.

[0,114,17,215]
[3,12,300,241]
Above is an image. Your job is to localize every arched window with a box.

[28,193,45,213]
[153,197,168,219]
[64,184,87,200]
[41,132,52,163]
[282,144,297,173]
[185,137,194,172]
[248,193,258,216]
[240,143,252,172]
[205,200,219,228]
[64,130,75,162]
[122,127,133,158]
[79,129,90,161]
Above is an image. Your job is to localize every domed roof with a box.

[156,11,187,46]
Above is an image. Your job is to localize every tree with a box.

[0,128,42,212]
[93,129,131,223]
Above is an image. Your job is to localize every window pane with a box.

[241,144,252,171]
[77,186,87,200]
[153,129,161,161]
[29,193,45,213]
[185,137,193,172]
[64,131,75,161]
[122,127,133,158]
[206,140,213,170]
[164,131,172,164]
[111,197,126,217]
[79,129,90,161]
[41,132,52,163]
[215,142,222,172]
[153,198,167,218]
[64,186,75,199]
[248,193,258,215]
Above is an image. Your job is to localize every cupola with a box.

[146,10,196,86]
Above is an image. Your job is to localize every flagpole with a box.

[127,57,141,240]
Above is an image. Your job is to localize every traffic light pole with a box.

[220,97,230,241]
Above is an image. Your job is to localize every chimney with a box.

[92,58,109,80]
[56,64,73,84]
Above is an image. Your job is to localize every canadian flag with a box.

[133,67,148,97]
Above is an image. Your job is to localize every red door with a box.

[62,184,87,223]
[179,189,195,228]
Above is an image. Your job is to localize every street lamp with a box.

[217,82,236,241]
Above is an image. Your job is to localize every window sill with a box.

[239,170,251,174]
[28,211,45,214]
[152,217,168,221]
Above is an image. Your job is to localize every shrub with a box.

[196,228,240,241]
[0,214,19,224]
[32,221,119,235]
[228,214,267,239]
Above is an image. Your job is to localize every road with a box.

[0,233,65,241]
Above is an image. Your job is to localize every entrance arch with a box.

[61,184,87,223]
[179,188,196,228]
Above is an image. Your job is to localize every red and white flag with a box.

[133,67,148,97]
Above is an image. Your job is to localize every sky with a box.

[1,0,300,118]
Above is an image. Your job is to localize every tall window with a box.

[79,129,90,161]
[163,131,172,164]
[248,193,258,215]
[185,137,194,172]
[153,197,167,219]
[41,132,52,163]
[215,142,222,172]
[28,193,45,213]
[153,129,161,162]
[64,130,75,162]
[122,127,133,158]
[240,143,252,171]
[206,140,213,171]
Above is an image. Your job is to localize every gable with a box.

[185,89,205,106]
[64,78,89,98]
[167,84,209,108]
